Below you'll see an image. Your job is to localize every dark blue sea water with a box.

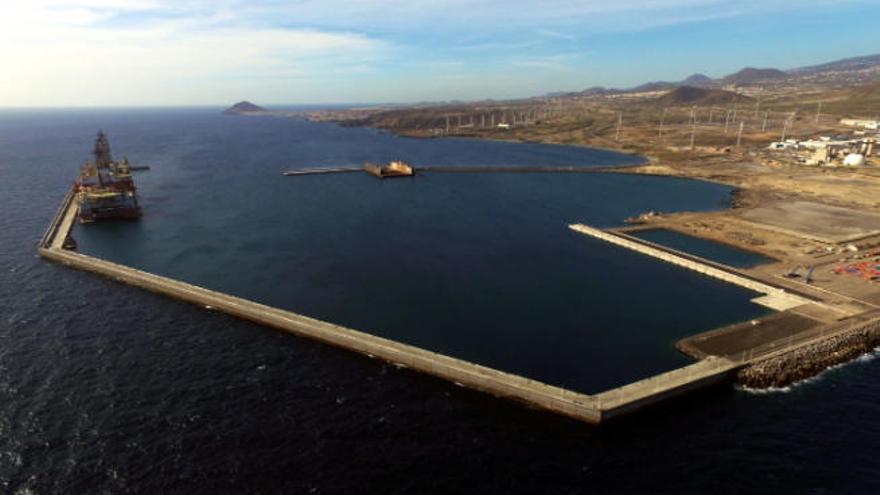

[632,228,773,268]
[1,108,878,494]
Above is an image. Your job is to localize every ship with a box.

[363,160,414,178]
[74,131,142,223]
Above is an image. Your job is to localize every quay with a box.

[282,167,361,176]
[568,223,815,312]
[281,165,624,176]
[39,190,880,424]
[414,165,619,173]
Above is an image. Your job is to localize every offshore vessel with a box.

[74,131,142,223]
[363,160,414,178]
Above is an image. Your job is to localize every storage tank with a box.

[843,153,866,167]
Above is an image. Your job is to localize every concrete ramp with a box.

[750,293,808,311]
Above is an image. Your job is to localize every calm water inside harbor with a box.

[1,108,878,493]
[71,112,765,394]
[631,228,774,268]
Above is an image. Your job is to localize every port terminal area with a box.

[40,191,880,424]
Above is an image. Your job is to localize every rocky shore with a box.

[736,319,880,388]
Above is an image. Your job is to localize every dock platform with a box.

[281,165,626,177]
[282,167,361,176]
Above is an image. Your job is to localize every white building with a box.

[840,119,879,130]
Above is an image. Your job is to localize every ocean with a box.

[0,108,877,493]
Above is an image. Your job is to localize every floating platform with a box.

[74,132,142,223]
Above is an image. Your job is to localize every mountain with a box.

[629,81,677,92]
[681,73,713,86]
[721,67,788,85]
[579,86,615,96]
[223,101,267,115]
[550,53,880,104]
[630,74,712,93]
[655,86,752,105]
[791,54,880,74]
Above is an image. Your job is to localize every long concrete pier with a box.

[282,167,362,176]
[282,165,625,177]
[415,165,620,173]
[568,223,815,311]
[39,193,786,424]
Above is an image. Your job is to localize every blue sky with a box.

[1,0,877,106]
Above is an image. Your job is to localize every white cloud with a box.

[0,1,386,105]
[0,0,871,105]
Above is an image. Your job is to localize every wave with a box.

[737,345,880,395]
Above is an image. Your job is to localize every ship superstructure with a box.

[74,131,142,223]
[363,160,414,178]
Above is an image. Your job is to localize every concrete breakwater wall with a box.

[40,189,75,249]
[41,245,603,423]
[281,165,627,177]
[38,195,775,424]
[737,318,880,388]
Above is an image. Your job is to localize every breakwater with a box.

[571,221,880,390]
[737,317,880,388]
[568,223,814,311]
[415,165,620,173]
[41,187,880,423]
[38,192,758,424]
[281,165,625,176]
[282,167,361,176]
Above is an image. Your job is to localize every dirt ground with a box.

[739,201,880,243]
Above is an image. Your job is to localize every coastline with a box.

[346,118,880,390]
[737,318,880,388]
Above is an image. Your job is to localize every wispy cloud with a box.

[507,53,586,71]
[0,0,874,105]
[203,0,869,33]
[0,1,386,105]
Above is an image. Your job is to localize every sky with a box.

[1,0,878,107]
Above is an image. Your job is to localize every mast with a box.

[94,131,113,169]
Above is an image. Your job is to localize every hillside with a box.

[655,86,751,106]
[791,54,880,74]
[223,101,267,115]
[681,73,713,86]
[825,81,880,115]
[721,67,788,85]
[629,81,677,93]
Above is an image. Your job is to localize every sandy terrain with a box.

[739,201,880,243]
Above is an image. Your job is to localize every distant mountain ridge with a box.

[790,54,880,74]
[560,52,880,98]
